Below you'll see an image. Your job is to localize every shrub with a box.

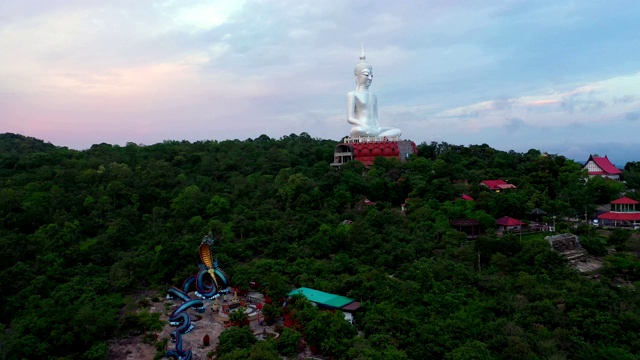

[217,326,256,356]
[580,236,608,256]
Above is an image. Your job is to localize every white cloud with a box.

[168,1,247,32]
[428,72,640,132]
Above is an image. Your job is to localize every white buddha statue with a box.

[347,48,401,139]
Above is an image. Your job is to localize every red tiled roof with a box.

[611,197,639,205]
[496,216,524,226]
[598,212,640,221]
[481,179,517,190]
[588,155,622,175]
[461,194,474,201]
[363,199,376,205]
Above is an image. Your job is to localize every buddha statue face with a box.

[355,67,373,90]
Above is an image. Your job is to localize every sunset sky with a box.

[2,1,640,164]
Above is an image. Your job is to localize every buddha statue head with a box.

[354,46,373,89]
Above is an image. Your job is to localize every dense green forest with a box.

[1,132,640,360]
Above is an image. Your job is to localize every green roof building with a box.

[288,287,360,311]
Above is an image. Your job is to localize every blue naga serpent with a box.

[165,329,194,360]
[165,235,231,360]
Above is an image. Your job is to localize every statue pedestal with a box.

[331,137,417,168]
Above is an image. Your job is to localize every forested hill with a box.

[1,132,640,359]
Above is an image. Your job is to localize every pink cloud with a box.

[527,99,559,106]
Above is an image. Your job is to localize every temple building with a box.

[597,197,640,226]
[583,155,622,180]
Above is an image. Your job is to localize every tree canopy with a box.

[1,132,639,359]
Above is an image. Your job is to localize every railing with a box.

[342,136,400,144]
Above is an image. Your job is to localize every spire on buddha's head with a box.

[354,43,372,75]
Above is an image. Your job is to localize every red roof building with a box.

[496,216,524,233]
[461,194,474,201]
[496,216,524,226]
[583,155,621,180]
[598,197,640,224]
[481,179,517,191]
[496,216,524,232]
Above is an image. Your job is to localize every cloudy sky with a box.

[2,1,640,164]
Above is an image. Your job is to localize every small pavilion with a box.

[597,197,640,226]
[450,219,481,239]
[529,207,547,222]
